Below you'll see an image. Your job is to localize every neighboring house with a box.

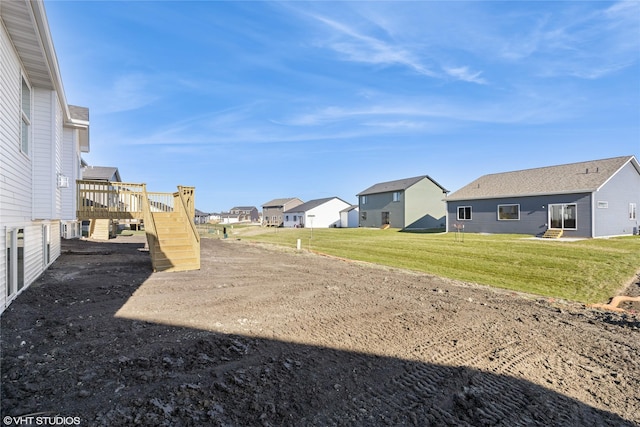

[219,212,241,224]
[262,198,304,227]
[230,206,260,222]
[357,176,449,229]
[1,0,89,313]
[194,209,210,224]
[60,106,90,239]
[80,165,122,239]
[82,165,121,182]
[340,205,359,228]
[445,155,640,238]
[283,197,351,228]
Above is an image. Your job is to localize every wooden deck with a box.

[76,180,200,272]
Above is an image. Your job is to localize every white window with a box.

[457,206,472,220]
[597,201,609,209]
[630,203,637,220]
[392,191,401,202]
[21,76,31,155]
[361,195,368,205]
[498,204,520,220]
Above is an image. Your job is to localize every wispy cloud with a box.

[443,66,487,85]
[497,1,639,79]
[100,74,161,113]
[307,13,437,78]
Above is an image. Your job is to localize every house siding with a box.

[340,208,359,228]
[359,192,404,228]
[60,126,82,238]
[359,177,446,229]
[262,199,303,227]
[32,88,56,220]
[60,128,77,219]
[593,162,640,237]
[447,193,593,237]
[1,22,32,225]
[0,9,69,314]
[405,179,447,229]
[284,198,350,228]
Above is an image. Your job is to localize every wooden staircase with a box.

[77,181,200,272]
[89,219,113,240]
[542,228,563,239]
[148,211,200,272]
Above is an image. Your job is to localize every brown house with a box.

[262,198,303,227]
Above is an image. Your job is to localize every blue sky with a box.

[45,1,640,213]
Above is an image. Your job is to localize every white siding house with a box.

[1,0,89,313]
[283,197,351,228]
[340,205,359,228]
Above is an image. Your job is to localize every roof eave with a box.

[445,188,597,202]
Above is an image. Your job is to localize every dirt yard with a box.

[1,235,639,426]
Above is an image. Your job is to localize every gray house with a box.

[357,176,449,230]
[446,155,640,238]
[262,197,303,227]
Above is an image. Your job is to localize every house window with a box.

[285,215,289,221]
[293,215,297,221]
[498,204,519,220]
[457,206,472,220]
[392,191,400,202]
[361,195,368,205]
[630,203,637,220]
[21,77,31,155]
[361,211,367,221]
[597,201,609,209]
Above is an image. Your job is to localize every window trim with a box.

[597,201,609,209]
[361,195,368,205]
[392,191,401,202]
[457,206,472,221]
[497,204,520,221]
[630,203,637,220]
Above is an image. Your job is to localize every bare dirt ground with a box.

[2,234,639,426]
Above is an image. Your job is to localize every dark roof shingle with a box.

[447,155,637,201]
[357,175,448,196]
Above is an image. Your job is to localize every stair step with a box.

[542,229,563,238]
[147,209,199,272]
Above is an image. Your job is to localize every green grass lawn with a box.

[236,227,640,304]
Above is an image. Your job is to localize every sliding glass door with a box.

[549,204,577,230]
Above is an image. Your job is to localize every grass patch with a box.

[237,227,640,304]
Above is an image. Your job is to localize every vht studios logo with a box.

[3,415,81,426]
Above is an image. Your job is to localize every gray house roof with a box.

[357,175,448,196]
[447,155,639,201]
[69,105,89,122]
[82,166,121,182]
[262,198,302,208]
[340,204,359,213]
[284,197,348,213]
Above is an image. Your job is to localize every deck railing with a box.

[77,180,193,219]
[77,180,146,219]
